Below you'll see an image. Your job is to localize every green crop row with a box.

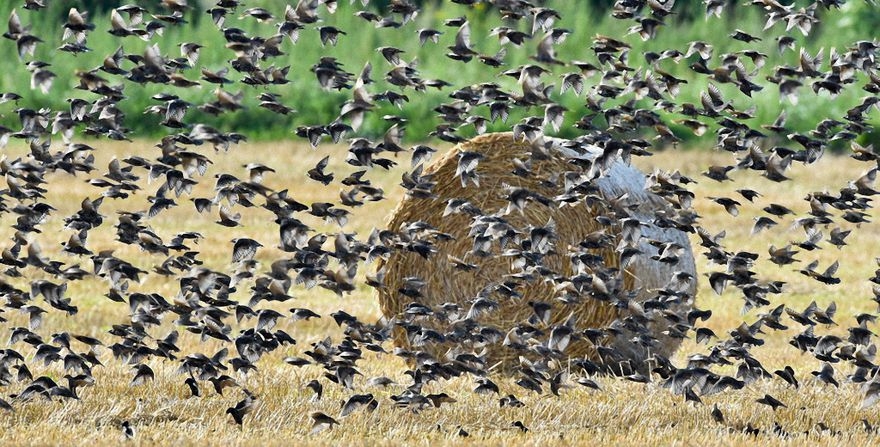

[0,1,876,147]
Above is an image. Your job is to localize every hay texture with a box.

[378,132,696,374]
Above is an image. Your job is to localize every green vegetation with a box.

[0,2,876,143]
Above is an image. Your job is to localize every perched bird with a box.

[710,404,724,423]
[310,411,339,434]
[227,390,258,427]
[306,379,323,401]
[184,377,200,397]
[121,421,135,440]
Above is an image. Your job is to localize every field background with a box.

[1,0,880,445]
[0,139,878,446]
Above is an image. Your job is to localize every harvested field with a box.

[2,1,880,446]
[0,139,878,446]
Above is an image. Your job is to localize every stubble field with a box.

[1,139,878,446]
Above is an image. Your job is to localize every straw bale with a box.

[377,133,696,373]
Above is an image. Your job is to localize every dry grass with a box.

[1,139,879,446]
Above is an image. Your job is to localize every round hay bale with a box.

[377,132,696,374]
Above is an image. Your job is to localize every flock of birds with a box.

[0,0,879,439]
